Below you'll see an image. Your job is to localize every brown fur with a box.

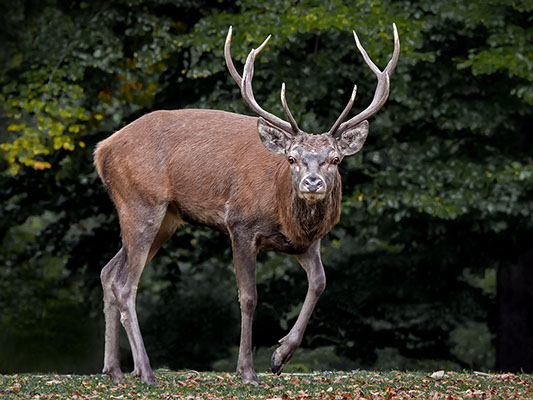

[94,109,341,248]
[276,164,341,246]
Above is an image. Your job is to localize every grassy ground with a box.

[1,369,532,399]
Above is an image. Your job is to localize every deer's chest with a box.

[255,228,310,255]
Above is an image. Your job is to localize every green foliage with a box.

[0,0,185,173]
[450,321,496,370]
[1,0,532,375]
[0,209,102,373]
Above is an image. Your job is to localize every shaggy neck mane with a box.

[275,163,342,245]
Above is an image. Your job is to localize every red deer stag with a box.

[94,25,399,385]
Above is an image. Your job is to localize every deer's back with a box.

[94,109,286,231]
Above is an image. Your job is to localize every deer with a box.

[94,24,399,385]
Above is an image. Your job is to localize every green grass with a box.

[1,370,532,399]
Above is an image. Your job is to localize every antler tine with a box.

[327,85,357,136]
[225,27,297,135]
[281,83,301,134]
[225,26,243,87]
[384,23,400,75]
[329,24,400,138]
[225,27,272,88]
[352,30,381,76]
[240,35,297,135]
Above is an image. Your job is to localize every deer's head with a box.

[225,26,400,203]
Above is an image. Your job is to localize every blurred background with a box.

[1,0,532,375]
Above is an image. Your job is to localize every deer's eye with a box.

[331,157,340,165]
[288,156,296,165]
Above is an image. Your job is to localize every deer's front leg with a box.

[271,240,325,374]
[231,234,259,385]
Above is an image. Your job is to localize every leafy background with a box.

[0,0,532,374]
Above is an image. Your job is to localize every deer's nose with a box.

[303,175,324,192]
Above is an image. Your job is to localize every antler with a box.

[225,27,301,135]
[328,23,400,137]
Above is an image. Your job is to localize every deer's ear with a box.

[336,120,369,156]
[257,117,291,154]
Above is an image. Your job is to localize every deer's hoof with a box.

[243,376,260,386]
[237,369,259,385]
[103,366,125,383]
[141,371,157,385]
[271,348,285,375]
[132,367,156,385]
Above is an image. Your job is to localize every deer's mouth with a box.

[301,191,327,202]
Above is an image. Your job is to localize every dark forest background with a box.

[1,0,532,375]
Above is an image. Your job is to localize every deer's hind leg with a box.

[101,247,128,382]
[145,203,182,266]
[101,199,172,384]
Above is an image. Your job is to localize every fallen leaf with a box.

[430,371,445,379]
